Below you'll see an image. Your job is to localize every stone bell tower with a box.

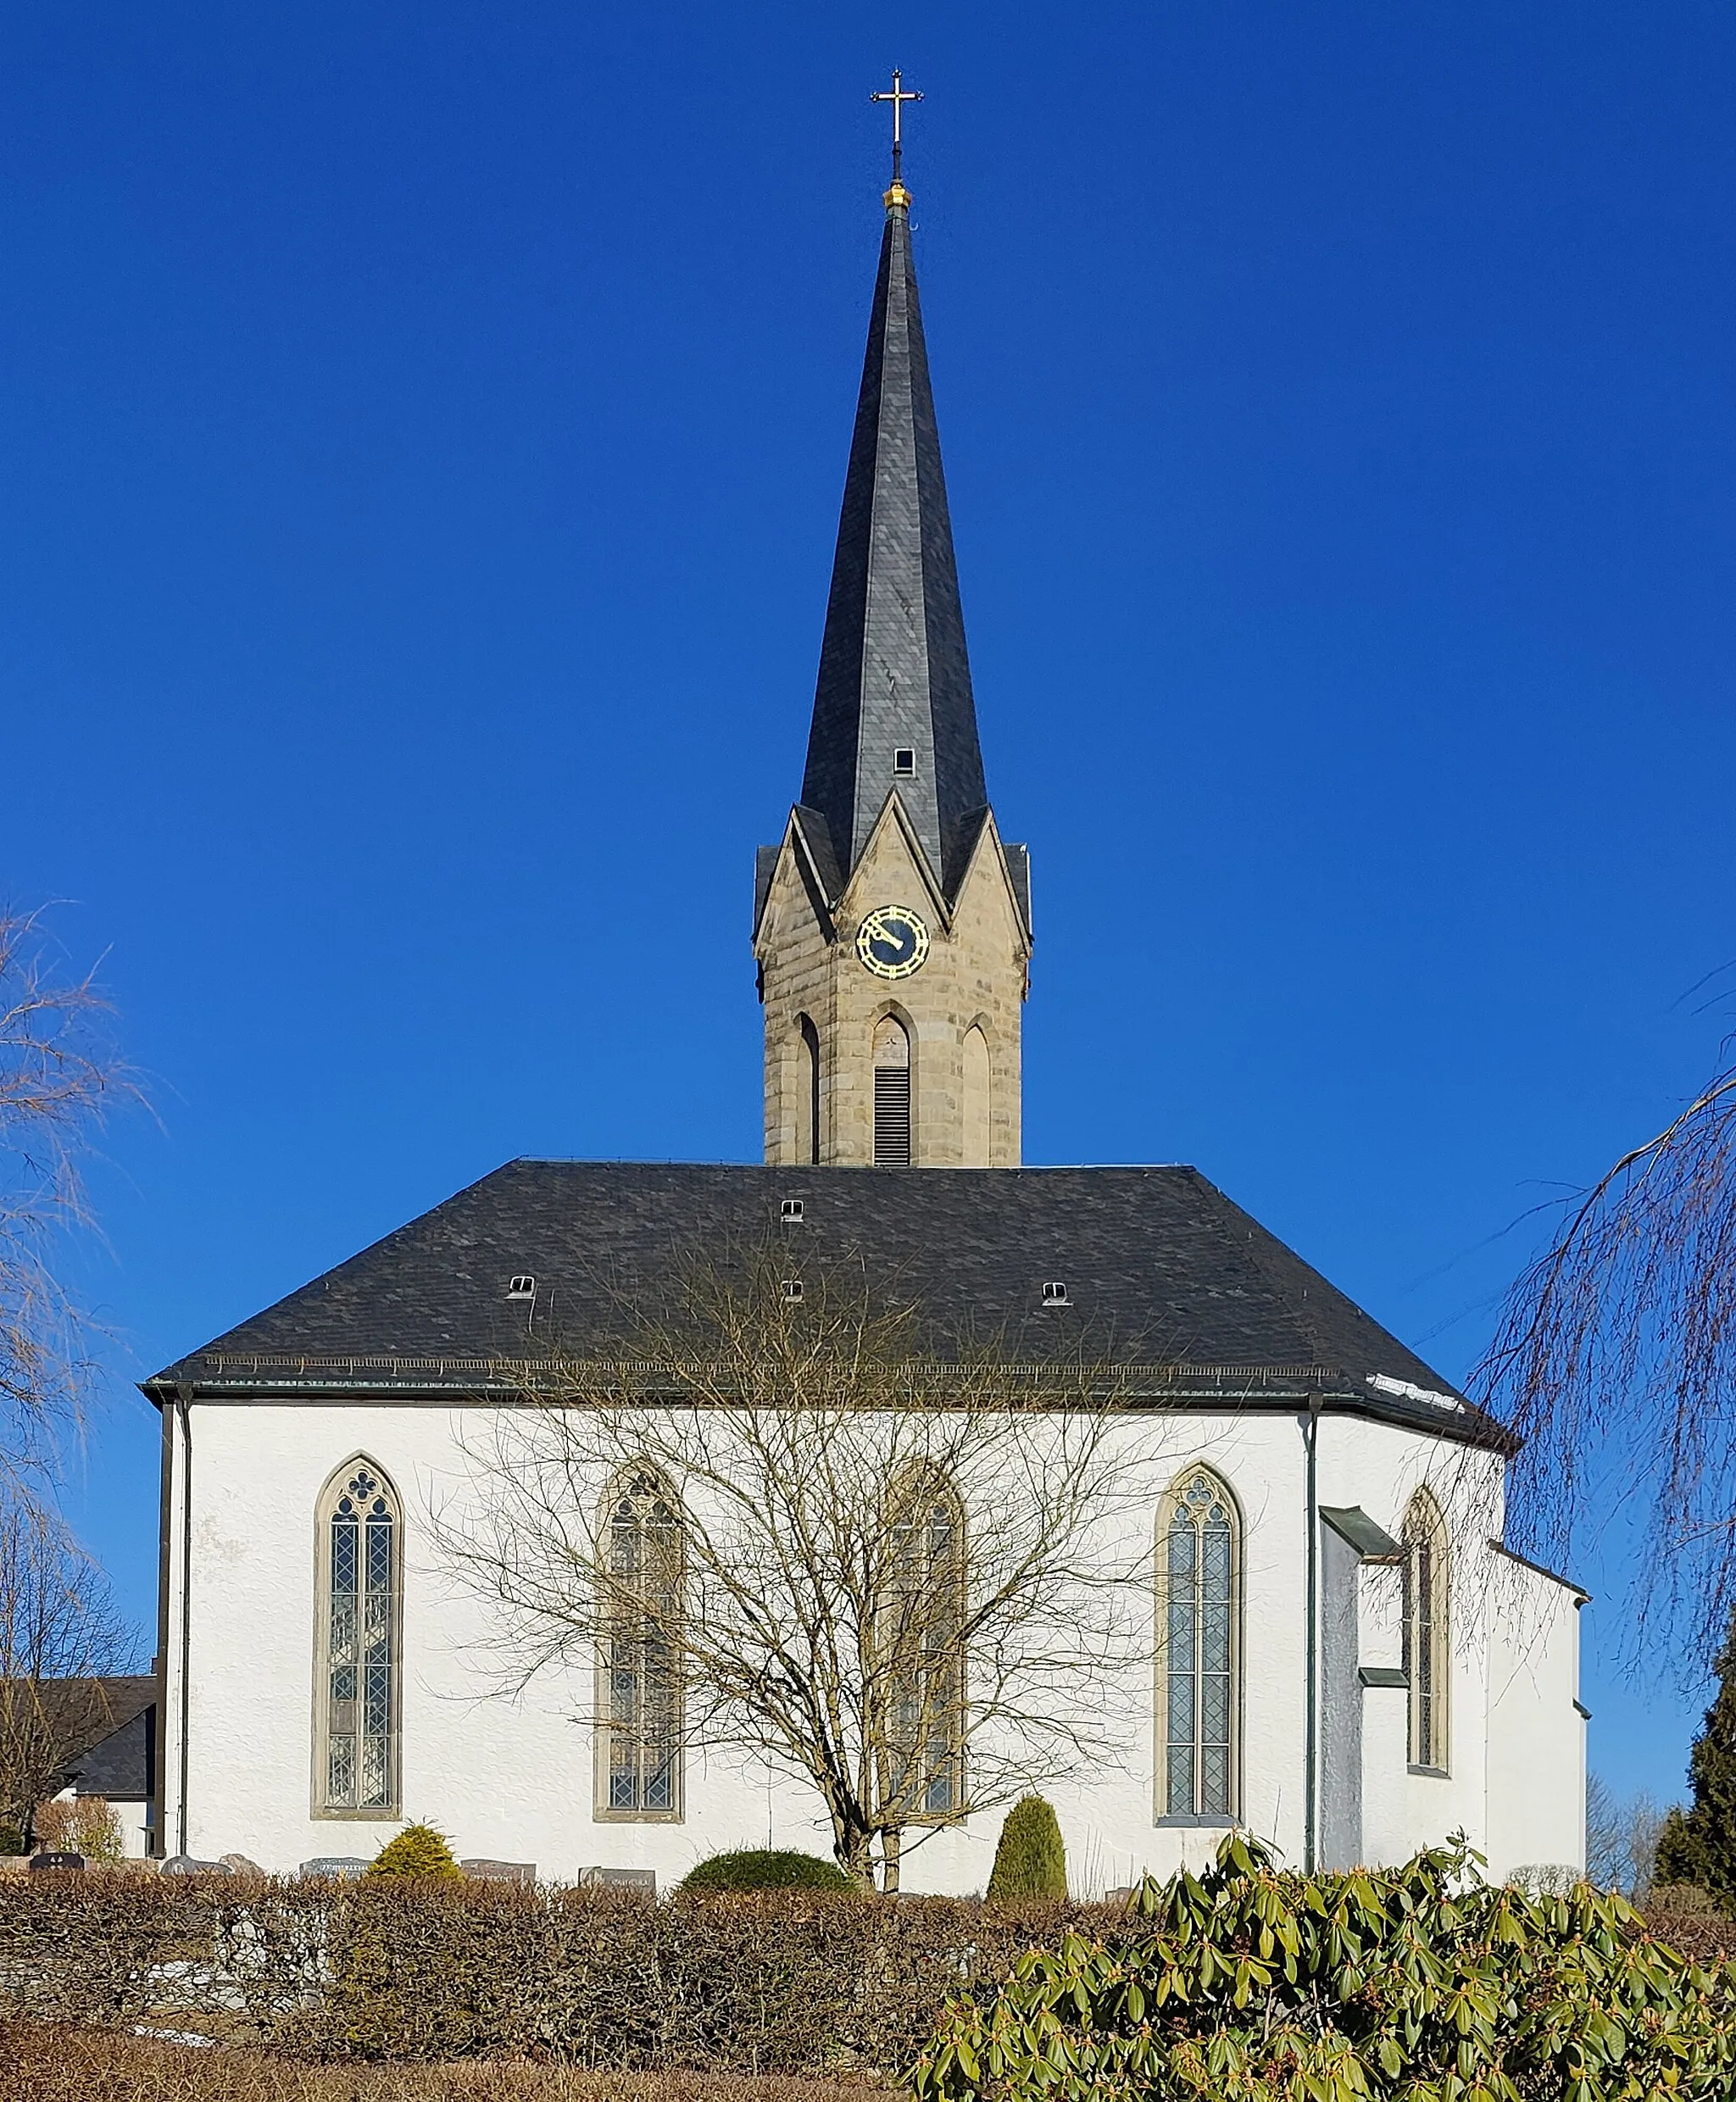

[752,166,1032,1168]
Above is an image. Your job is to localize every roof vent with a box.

[1041,1281,1070,1307]
[782,1278,804,1303]
[506,1276,536,1302]
[893,748,916,776]
[780,1198,804,1224]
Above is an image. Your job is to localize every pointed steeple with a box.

[798,186,988,898]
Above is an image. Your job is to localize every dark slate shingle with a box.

[146,1161,1498,1447]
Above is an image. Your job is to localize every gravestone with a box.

[460,1857,537,1884]
[160,1855,230,1875]
[220,1853,264,1876]
[28,1852,84,1872]
[581,1866,656,1893]
[299,1856,370,1880]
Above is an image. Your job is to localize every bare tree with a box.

[0,1495,141,1845]
[1477,1048,1736,1665]
[441,1248,1159,1888]
[1585,1770,1672,1898]
[0,905,141,1506]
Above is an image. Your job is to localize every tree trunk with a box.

[881,1826,903,1893]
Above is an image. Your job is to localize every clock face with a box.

[856,904,930,979]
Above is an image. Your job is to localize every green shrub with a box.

[915,1830,1736,2102]
[367,1822,462,1881]
[682,1848,851,1892]
[986,1796,1066,1902]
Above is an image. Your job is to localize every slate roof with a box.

[794,194,996,900]
[20,1677,157,1796]
[66,1689,157,1800]
[145,1161,1504,1449]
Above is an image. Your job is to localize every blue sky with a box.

[5,3,1734,1810]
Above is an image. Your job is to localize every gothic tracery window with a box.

[316,1459,400,1815]
[886,1471,966,1817]
[1158,1468,1240,1819]
[1404,1489,1450,1772]
[598,1468,684,1817]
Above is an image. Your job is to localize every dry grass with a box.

[3,2025,888,2102]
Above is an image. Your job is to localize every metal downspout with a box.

[175,1385,193,1859]
[1304,1390,1322,1874]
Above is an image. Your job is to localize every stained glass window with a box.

[319,1461,399,1814]
[1404,1491,1450,1771]
[887,1476,966,1819]
[602,1470,683,1816]
[1161,1471,1238,1818]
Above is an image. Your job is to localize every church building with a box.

[145,144,1585,1890]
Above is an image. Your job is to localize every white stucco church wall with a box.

[156,1389,1583,1888]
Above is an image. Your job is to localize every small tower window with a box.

[872,1015,912,1166]
[893,748,916,776]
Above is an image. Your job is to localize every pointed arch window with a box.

[597,1468,684,1819]
[798,1014,821,1166]
[1157,1469,1241,1820]
[885,1471,966,1817]
[1404,1490,1450,1772]
[873,1015,911,1165]
[314,1459,401,1816]
[961,1025,990,1167]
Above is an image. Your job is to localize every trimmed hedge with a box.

[985,1799,1065,1903]
[682,1852,851,1893]
[0,1871,1111,2071]
[370,1825,463,1881]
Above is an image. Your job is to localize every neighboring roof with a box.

[798,193,991,898]
[16,1677,156,1790]
[1321,1505,1405,1560]
[68,1699,155,1800]
[145,1160,1505,1449]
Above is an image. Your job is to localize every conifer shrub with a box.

[985,1797,1066,1902]
[1654,1611,1736,1907]
[681,1849,851,1892]
[914,1830,1736,2102]
[367,1823,462,1881]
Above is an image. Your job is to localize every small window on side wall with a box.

[1403,1489,1450,1773]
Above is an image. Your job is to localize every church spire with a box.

[798,136,988,898]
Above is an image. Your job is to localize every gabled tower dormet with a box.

[754,170,1032,1168]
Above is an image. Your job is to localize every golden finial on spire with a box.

[871,69,921,206]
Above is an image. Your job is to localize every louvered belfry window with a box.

[319,1460,400,1814]
[1161,1470,1239,1818]
[872,1015,911,1165]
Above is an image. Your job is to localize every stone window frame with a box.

[882,1464,968,1823]
[871,1005,915,1165]
[960,1015,993,1168]
[1153,1465,1244,1827]
[1403,1488,1451,1776]
[593,1464,687,1823]
[311,1454,403,1821]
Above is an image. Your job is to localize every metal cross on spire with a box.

[871,69,922,184]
